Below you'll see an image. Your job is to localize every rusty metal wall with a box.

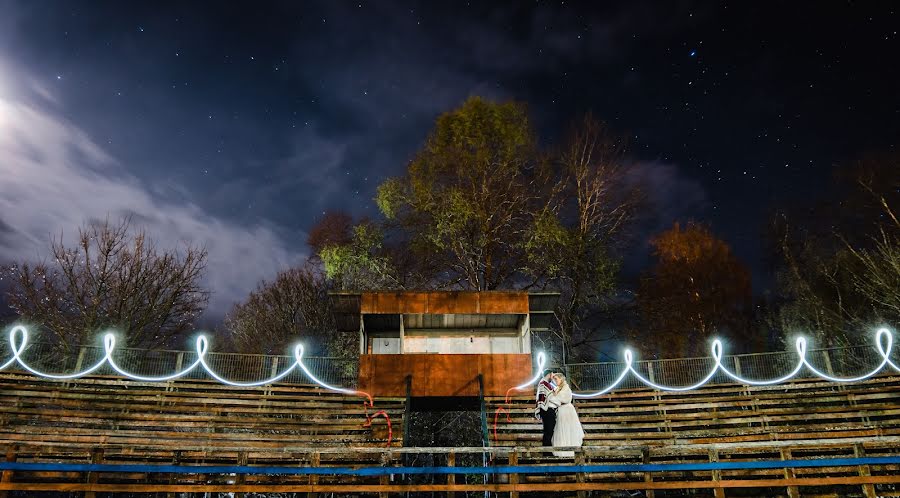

[358,353,533,396]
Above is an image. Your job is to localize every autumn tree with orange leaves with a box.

[636,222,755,358]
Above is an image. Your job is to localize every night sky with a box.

[1,1,898,318]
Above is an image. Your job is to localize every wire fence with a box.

[4,341,358,388]
[564,344,899,391]
[2,338,896,392]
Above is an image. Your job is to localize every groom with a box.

[534,369,556,447]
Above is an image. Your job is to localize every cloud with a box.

[0,77,307,317]
[618,160,708,274]
[626,160,708,234]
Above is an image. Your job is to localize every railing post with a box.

[0,444,17,498]
[403,375,412,448]
[509,451,519,498]
[575,449,586,498]
[166,451,181,498]
[74,347,87,371]
[733,356,742,377]
[378,450,391,498]
[780,449,799,498]
[234,451,248,498]
[447,451,456,498]
[708,448,725,498]
[85,447,104,498]
[647,361,656,383]
[822,350,835,376]
[174,352,184,372]
[269,356,279,383]
[854,444,876,498]
[642,447,655,498]
[307,451,320,498]
[478,374,489,447]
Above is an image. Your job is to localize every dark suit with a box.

[540,407,557,447]
[536,379,556,447]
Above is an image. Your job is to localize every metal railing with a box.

[564,343,899,391]
[4,340,358,388]
[2,338,896,392]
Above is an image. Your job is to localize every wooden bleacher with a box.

[0,370,402,493]
[488,374,900,497]
[489,375,900,447]
[0,370,898,495]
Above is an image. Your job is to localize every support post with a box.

[234,451,248,498]
[575,450,586,498]
[165,451,181,498]
[709,448,725,498]
[855,444,876,498]
[74,347,87,371]
[447,451,456,498]
[642,447,655,498]
[822,350,835,376]
[509,451,519,498]
[780,449,799,498]
[378,450,391,498]
[478,374,490,447]
[0,445,17,498]
[403,375,412,448]
[307,451,320,498]
[174,351,184,372]
[84,448,104,498]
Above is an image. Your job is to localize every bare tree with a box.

[528,115,641,362]
[224,265,346,356]
[845,170,900,323]
[4,217,208,349]
[768,153,900,347]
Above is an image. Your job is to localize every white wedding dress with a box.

[548,384,584,457]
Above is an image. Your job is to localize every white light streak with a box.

[512,351,547,391]
[0,325,358,394]
[4,326,898,400]
[569,327,899,398]
[496,328,898,398]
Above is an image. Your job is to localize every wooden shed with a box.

[331,291,558,397]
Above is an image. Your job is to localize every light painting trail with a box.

[491,327,898,446]
[1,325,393,446]
[509,328,898,398]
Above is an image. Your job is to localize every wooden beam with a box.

[84,448,103,498]
[509,451,519,498]
[446,451,455,498]
[0,445,16,498]
[709,448,725,498]
[854,444,876,498]
[780,448,799,498]
[307,451,319,498]
[0,474,899,492]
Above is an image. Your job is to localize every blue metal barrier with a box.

[2,456,899,476]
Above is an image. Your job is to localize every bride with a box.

[547,372,585,457]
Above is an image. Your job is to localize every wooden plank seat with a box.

[0,372,403,454]
[0,442,898,496]
[488,374,900,447]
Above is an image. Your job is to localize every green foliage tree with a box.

[310,99,642,362]
[375,96,541,290]
[319,221,403,291]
